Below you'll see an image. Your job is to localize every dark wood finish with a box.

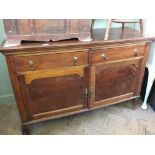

[3,19,92,44]
[14,51,88,72]
[90,44,145,65]
[95,63,138,101]
[5,56,28,123]
[0,28,154,134]
[89,58,143,108]
[18,66,87,120]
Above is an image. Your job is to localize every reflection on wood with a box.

[23,66,84,84]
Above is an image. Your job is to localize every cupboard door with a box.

[89,59,142,108]
[18,66,88,120]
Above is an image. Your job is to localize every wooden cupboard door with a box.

[18,66,88,120]
[89,59,142,108]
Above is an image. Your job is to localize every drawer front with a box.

[90,45,145,64]
[14,51,88,72]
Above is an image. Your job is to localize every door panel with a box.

[89,59,142,108]
[18,66,87,120]
[95,64,137,101]
[28,75,84,114]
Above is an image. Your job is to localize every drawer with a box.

[90,45,145,64]
[14,51,88,72]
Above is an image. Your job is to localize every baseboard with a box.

[0,94,15,104]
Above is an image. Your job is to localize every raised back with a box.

[3,19,92,45]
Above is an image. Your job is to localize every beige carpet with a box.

[0,101,155,135]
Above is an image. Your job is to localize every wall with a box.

[144,20,155,66]
[0,20,15,103]
[0,19,153,104]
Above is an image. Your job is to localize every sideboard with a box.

[0,28,154,134]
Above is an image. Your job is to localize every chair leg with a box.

[140,19,144,34]
[141,66,154,110]
[104,19,112,40]
[91,19,95,30]
[122,23,125,30]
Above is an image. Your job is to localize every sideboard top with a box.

[0,28,155,53]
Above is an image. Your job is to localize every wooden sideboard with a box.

[0,28,154,134]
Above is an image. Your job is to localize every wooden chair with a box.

[91,19,144,40]
[104,19,144,40]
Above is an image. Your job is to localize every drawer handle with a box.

[133,49,139,57]
[73,57,78,66]
[101,54,109,60]
[28,60,34,71]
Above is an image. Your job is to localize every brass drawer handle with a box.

[28,60,34,71]
[73,56,78,66]
[101,54,109,60]
[133,49,139,57]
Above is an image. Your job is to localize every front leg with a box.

[21,124,31,135]
[132,98,140,110]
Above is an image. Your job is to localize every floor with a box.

[0,101,155,135]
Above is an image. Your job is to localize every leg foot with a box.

[141,102,148,110]
[141,65,154,110]
[22,125,31,135]
[132,98,140,110]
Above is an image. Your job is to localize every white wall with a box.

[144,19,155,65]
